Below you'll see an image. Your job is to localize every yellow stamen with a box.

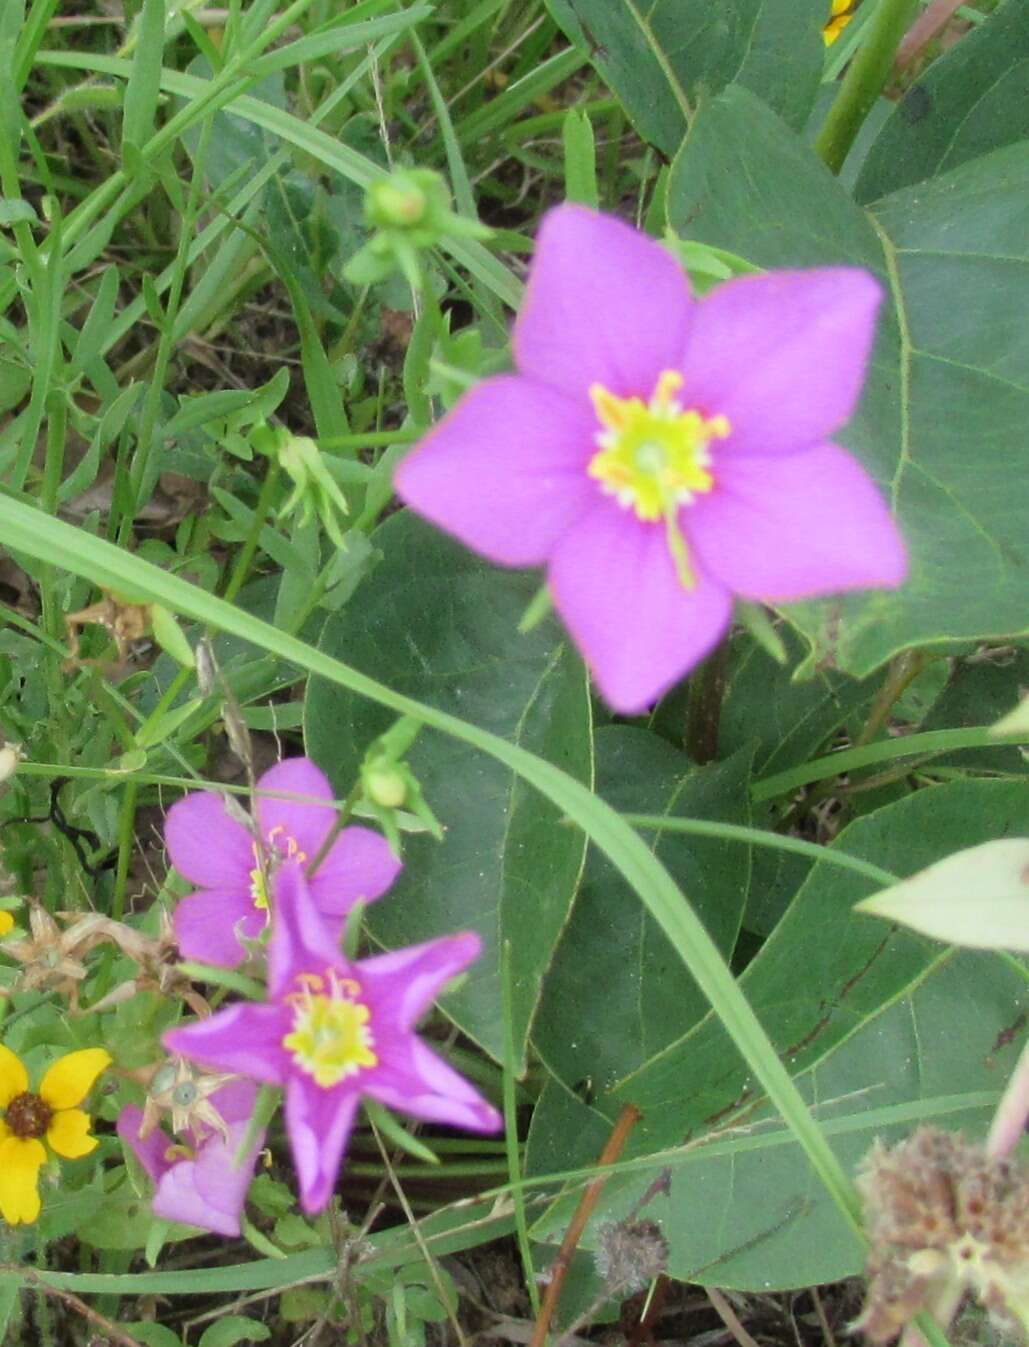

[249,858,270,912]
[249,827,309,913]
[283,969,378,1089]
[587,370,730,588]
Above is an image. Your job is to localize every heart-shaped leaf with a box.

[669,88,1029,675]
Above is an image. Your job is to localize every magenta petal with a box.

[173,888,262,969]
[309,825,401,917]
[690,443,908,601]
[514,205,694,400]
[117,1106,170,1183]
[367,1040,502,1133]
[394,375,597,567]
[680,269,882,455]
[153,1119,263,1236]
[207,1080,259,1126]
[267,864,341,998]
[547,505,733,714]
[164,791,255,887]
[255,758,337,866]
[285,1076,359,1213]
[362,932,483,1030]
[164,1003,290,1084]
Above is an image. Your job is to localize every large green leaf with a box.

[533,729,753,1093]
[304,512,592,1067]
[526,778,1028,1287]
[617,777,1027,1111]
[544,0,827,157]
[528,948,1023,1289]
[719,626,875,778]
[668,88,1029,675]
[855,0,1029,203]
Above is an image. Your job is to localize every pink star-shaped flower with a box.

[166,757,401,969]
[394,205,907,712]
[117,1081,265,1237]
[164,865,501,1213]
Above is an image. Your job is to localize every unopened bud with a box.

[364,764,407,809]
[369,177,429,229]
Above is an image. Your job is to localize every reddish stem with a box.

[528,1104,643,1347]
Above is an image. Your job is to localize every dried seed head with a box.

[137,1057,239,1142]
[856,1127,1029,1343]
[594,1219,668,1293]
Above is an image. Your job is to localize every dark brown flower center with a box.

[5,1090,52,1138]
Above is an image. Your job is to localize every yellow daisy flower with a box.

[0,912,14,937]
[824,0,855,45]
[0,1044,111,1224]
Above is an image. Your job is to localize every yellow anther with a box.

[282,969,378,1089]
[587,370,728,523]
[586,370,730,589]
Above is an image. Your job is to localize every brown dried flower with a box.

[127,1057,239,1143]
[2,905,209,1017]
[856,1126,1029,1343]
[3,903,95,998]
[594,1218,668,1294]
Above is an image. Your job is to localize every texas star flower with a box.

[394,205,907,713]
[117,1080,265,1237]
[166,757,401,969]
[163,865,501,1213]
[0,1044,111,1225]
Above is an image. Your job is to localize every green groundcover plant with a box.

[0,0,1026,1343]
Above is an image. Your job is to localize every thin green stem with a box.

[854,649,927,748]
[177,962,267,1001]
[815,0,920,174]
[111,781,139,922]
[306,781,361,877]
[318,428,422,451]
[624,815,899,888]
[39,393,68,646]
[502,941,540,1316]
[223,461,282,603]
[753,727,1027,804]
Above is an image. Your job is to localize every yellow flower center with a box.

[587,370,729,587]
[282,971,378,1089]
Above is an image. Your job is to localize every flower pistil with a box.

[283,970,378,1088]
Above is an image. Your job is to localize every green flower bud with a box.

[363,764,408,810]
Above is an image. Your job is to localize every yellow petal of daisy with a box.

[46,1106,98,1159]
[38,1048,112,1110]
[0,911,14,937]
[0,1044,29,1109]
[0,1135,45,1224]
